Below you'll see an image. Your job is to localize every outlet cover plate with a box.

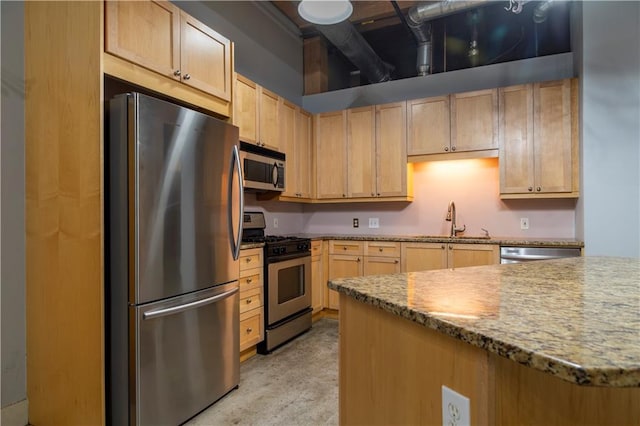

[442,385,470,426]
[520,217,529,230]
[368,218,379,228]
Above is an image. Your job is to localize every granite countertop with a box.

[297,233,583,247]
[240,242,264,250]
[328,256,640,387]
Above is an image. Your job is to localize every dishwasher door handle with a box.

[500,254,561,261]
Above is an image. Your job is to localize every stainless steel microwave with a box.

[239,142,285,192]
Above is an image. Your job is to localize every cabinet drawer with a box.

[365,241,400,257]
[239,308,263,351]
[311,240,323,256]
[239,248,263,271]
[329,240,364,255]
[239,268,262,291]
[240,287,262,314]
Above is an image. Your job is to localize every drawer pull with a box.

[343,246,347,250]
[379,247,383,252]
[245,258,251,263]
[246,298,252,304]
[246,278,252,283]
[246,327,253,334]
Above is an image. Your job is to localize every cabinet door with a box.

[407,96,450,155]
[499,84,535,194]
[179,12,231,101]
[328,254,363,310]
[450,89,498,152]
[311,255,323,314]
[364,256,400,276]
[376,102,407,197]
[448,244,499,268]
[347,106,376,198]
[534,79,573,193]
[105,0,180,80]
[259,87,280,151]
[400,242,447,273]
[280,99,297,197]
[234,74,258,144]
[316,111,348,199]
[296,109,313,199]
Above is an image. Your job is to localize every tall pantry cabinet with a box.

[25,1,234,424]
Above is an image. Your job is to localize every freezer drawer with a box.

[133,283,239,425]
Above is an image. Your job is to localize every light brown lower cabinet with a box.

[401,242,499,272]
[239,248,264,352]
[311,240,324,314]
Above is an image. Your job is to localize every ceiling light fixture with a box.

[298,0,353,25]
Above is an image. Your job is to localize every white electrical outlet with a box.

[442,386,470,426]
[368,218,379,228]
[520,217,529,230]
[273,218,279,228]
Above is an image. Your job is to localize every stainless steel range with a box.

[242,212,312,353]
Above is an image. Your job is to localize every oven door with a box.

[266,255,311,325]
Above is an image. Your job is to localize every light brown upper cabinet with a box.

[315,110,348,199]
[233,74,281,151]
[376,102,411,198]
[281,101,313,199]
[499,79,578,198]
[347,106,376,198]
[315,102,412,202]
[407,89,498,161]
[105,0,231,102]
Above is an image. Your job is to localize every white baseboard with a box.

[1,399,28,426]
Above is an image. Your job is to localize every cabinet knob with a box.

[377,193,380,196]
[183,73,191,80]
[536,187,541,192]
[444,146,449,152]
[528,186,533,192]
[379,247,383,252]
[342,193,346,197]
[246,298,252,304]
[371,192,375,196]
[394,260,399,264]
[247,278,252,283]
[357,257,361,262]
[343,246,347,250]
[449,245,453,250]
[246,327,253,334]
[451,146,457,152]
[245,258,251,263]
[174,70,181,76]
[441,245,445,249]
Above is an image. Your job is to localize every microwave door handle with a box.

[272,162,279,188]
[228,144,244,261]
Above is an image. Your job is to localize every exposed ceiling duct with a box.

[314,20,393,84]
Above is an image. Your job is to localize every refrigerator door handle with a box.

[228,144,244,260]
[143,287,239,320]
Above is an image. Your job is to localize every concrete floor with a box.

[185,318,339,426]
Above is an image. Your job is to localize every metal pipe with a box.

[315,20,393,84]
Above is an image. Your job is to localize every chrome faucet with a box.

[446,201,466,237]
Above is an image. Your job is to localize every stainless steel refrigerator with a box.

[106,92,244,425]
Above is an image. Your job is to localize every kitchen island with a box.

[328,257,640,425]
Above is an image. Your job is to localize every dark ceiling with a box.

[271,1,571,91]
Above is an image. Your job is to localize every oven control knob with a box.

[272,247,280,255]
[279,247,286,255]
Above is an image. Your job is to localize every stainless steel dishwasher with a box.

[500,246,582,263]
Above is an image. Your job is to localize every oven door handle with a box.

[228,144,244,261]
